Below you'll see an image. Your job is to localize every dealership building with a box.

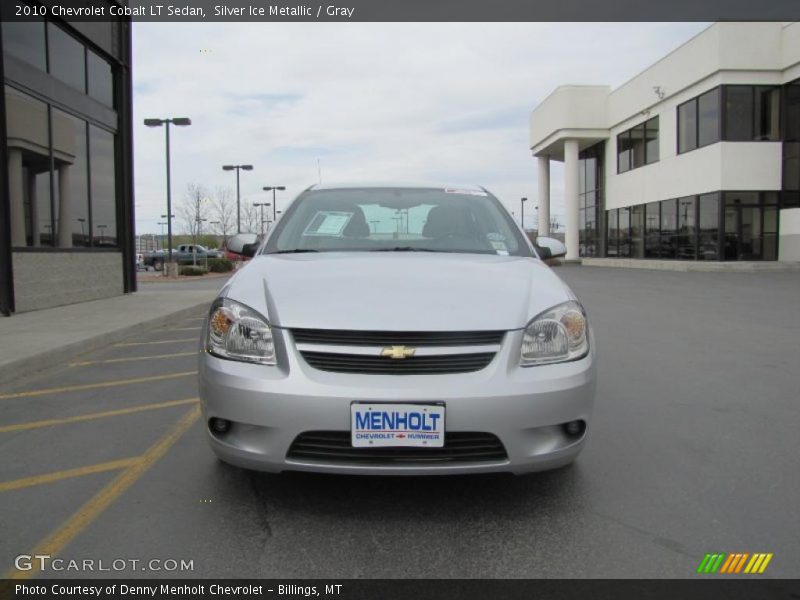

[530,22,800,263]
[0,4,134,315]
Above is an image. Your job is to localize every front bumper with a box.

[199,328,596,475]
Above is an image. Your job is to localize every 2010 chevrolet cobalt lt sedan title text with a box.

[199,184,596,475]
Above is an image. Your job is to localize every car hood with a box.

[221,252,574,331]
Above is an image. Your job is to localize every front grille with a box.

[291,328,504,347]
[287,431,508,464]
[300,351,495,375]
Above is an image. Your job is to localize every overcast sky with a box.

[132,22,709,235]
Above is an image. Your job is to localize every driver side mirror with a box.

[226,233,259,258]
[535,236,567,259]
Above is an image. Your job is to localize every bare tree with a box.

[178,183,211,239]
[241,200,259,234]
[209,186,236,239]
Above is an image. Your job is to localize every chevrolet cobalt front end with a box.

[199,184,595,475]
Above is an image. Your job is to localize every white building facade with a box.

[530,22,800,262]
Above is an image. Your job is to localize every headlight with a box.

[206,298,276,365]
[520,300,589,366]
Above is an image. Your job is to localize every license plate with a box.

[350,403,445,448]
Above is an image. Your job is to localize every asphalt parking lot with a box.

[0,266,798,579]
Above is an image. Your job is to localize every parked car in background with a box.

[143,244,223,270]
[135,253,145,270]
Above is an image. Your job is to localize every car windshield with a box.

[263,187,530,256]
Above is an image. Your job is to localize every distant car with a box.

[143,245,222,269]
[200,183,596,476]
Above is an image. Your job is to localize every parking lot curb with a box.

[0,302,209,387]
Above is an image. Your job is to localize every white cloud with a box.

[133,22,709,233]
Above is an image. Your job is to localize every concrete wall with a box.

[11,252,124,313]
[779,208,800,262]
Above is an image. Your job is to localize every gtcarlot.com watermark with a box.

[14,554,194,573]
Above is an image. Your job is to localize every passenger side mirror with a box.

[535,236,567,259]
[226,233,259,258]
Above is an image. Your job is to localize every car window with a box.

[264,188,530,256]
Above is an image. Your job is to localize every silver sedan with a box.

[199,184,596,475]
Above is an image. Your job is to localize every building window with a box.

[724,85,781,142]
[722,192,778,261]
[47,23,87,93]
[53,109,90,246]
[1,12,46,71]
[87,49,114,107]
[617,116,659,173]
[606,209,618,257]
[618,207,631,257]
[678,88,721,154]
[579,143,603,257]
[698,193,720,261]
[660,199,677,259]
[89,125,118,246]
[677,196,697,260]
[645,201,660,258]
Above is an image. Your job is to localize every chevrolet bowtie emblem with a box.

[380,345,416,359]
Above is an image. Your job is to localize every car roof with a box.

[308,182,488,193]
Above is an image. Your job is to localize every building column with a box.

[7,149,26,247]
[58,165,72,248]
[537,156,550,237]
[563,139,580,261]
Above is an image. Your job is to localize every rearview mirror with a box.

[535,236,567,259]
[226,233,259,258]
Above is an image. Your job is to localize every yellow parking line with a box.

[0,371,197,401]
[0,398,199,433]
[69,352,195,367]
[114,338,196,347]
[0,457,140,493]
[6,406,200,580]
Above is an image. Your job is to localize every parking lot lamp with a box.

[253,202,270,235]
[223,164,254,233]
[520,197,528,230]
[262,186,286,221]
[144,117,191,263]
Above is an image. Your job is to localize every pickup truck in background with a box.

[143,244,223,270]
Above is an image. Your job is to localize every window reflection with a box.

[677,196,696,260]
[87,49,114,107]
[52,109,90,246]
[1,14,46,71]
[698,193,719,261]
[48,23,86,93]
[89,125,117,246]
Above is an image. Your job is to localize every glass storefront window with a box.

[87,49,114,107]
[677,196,696,260]
[5,87,54,247]
[630,205,644,258]
[660,199,677,259]
[52,109,90,246]
[1,14,46,71]
[698,193,719,261]
[645,202,660,258]
[48,23,86,93]
[606,209,618,256]
[89,125,117,246]
[724,86,753,141]
[618,207,631,257]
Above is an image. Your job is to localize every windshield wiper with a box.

[269,249,320,254]
[370,247,450,252]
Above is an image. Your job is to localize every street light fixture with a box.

[520,197,528,230]
[144,117,191,264]
[223,164,254,233]
[262,186,286,221]
[252,202,271,235]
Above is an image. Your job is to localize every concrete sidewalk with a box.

[0,279,223,386]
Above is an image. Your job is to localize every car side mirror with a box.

[535,236,567,259]
[226,233,259,258]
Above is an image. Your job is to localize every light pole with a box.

[157,221,167,248]
[223,164,254,233]
[253,202,271,235]
[520,197,528,230]
[77,217,86,242]
[144,117,191,265]
[262,186,285,221]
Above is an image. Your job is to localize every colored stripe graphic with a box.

[699,552,773,575]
